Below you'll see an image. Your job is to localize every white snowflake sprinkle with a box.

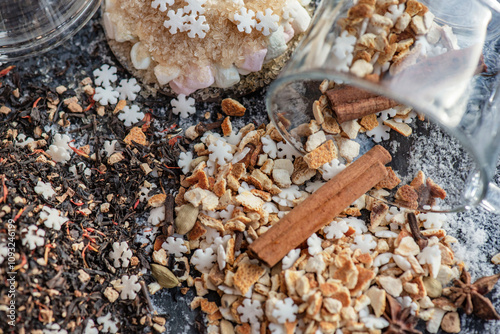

[164,9,187,34]
[234,7,256,34]
[0,242,8,265]
[162,236,188,257]
[305,180,325,193]
[178,151,193,174]
[35,180,56,200]
[94,86,119,106]
[93,64,118,87]
[43,323,68,334]
[217,244,227,270]
[276,141,300,160]
[208,139,234,165]
[83,319,98,334]
[238,298,264,323]
[103,140,118,157]
[97,313,119,334]
[109,241,133,268]
[307,233,322,255]
[231,146,251,164]
[255,8,279,36]
[269,323,285,334]
[183,0,207,15]
[361,314,390,330]
[171,94,196,118]
[272,298,299,324]
[366,121,391,143]
[323,219,349,239]
[261,135,278,159]
[39,206,68,231]
[320,159,346,181]
[278,185,302,201]
[120,275,141,299]
[46,134,72,163]
[21,225,45,250]
[330,30,356,72]
[282,249,300,270]
[191,247,216,272]
[118,105,145,126]
[345,217,368,235]
[185,15,210,38]
[351,234,377,254]
[148,206,165,226]
[116,78,141,101]
[262,202,279,214]
[151,0,174,12]
[417,244,441,278]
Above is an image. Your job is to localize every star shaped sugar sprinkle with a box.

[233,7,256,34]
[120,275,141,300]
[93,64,117,88]
[171,94,196,118]
[272,298,299,324]
[118,105,145,126]
[116,78,141,101]
[151,0,174,12]
[21,225,45,250]
[39,206,68,231]
[94,86,119,106]
[162,236,188,257]
[255,8,279,36]
[109,241,133,268]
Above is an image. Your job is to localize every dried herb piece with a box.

[407,212,428,250]
[445,269,500,320]
[151,263,180,288]
[383,295,422,334]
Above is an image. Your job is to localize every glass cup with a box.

[267,0,500,213]
[0,0,101,61]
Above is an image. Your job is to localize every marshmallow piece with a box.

[287,0,312,33]
[214,65,241,88]
[103,13,115,40]
[112,19,135,42]
[105,0,118,11]
[283,25,295,43]
[170,65,215,95]
[265,26,288,61]
[236,48,268,74]
[154,64,181,85]
[130,42,152,70]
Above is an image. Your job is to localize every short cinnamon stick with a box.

[249,145,392,267]
[325,86,399,123]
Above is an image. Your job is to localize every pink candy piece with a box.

[237,48,268,73]
[170,65,215,95]
[284,26,295,43]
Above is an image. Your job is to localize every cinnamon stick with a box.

[325,86,399,123]
[249,145,392,267]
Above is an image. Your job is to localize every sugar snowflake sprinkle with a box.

[116,78,141,101]
[151,0,174,12]
[94,86,119,106]
[186,15,210,38]
[43,323,68,334]
[97,313,119,334]
[323,219,349,239]
[234,7,256,34]
[183,0,207,15]
[171,94,196,118]
[46,134,72,163]
[282,249,301,270]
[272,298,299,324]
[83,320,98,334]
[237,298,264,323]
[109,241,133,268]
[191,247,217,272]
[276,141,300,160]
[35,181,56,200]
[162,236,188,257]
[350,234,377,254]
[93,64,117,87]
[255,8,279,36]
[164,9,187,34]
[320,159,346,181]
[21,225,45,250]
[307,233,322,255]
[178,151,193,174]
[120,275,141,300]
[118,105,145,126]
[261,135,278,159]
[208,139,234,165]
[39,206,68,231]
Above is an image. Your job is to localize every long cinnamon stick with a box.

[325,86,399,123]
[249,145,392,267]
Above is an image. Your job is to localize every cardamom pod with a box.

[150,264,179,288]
